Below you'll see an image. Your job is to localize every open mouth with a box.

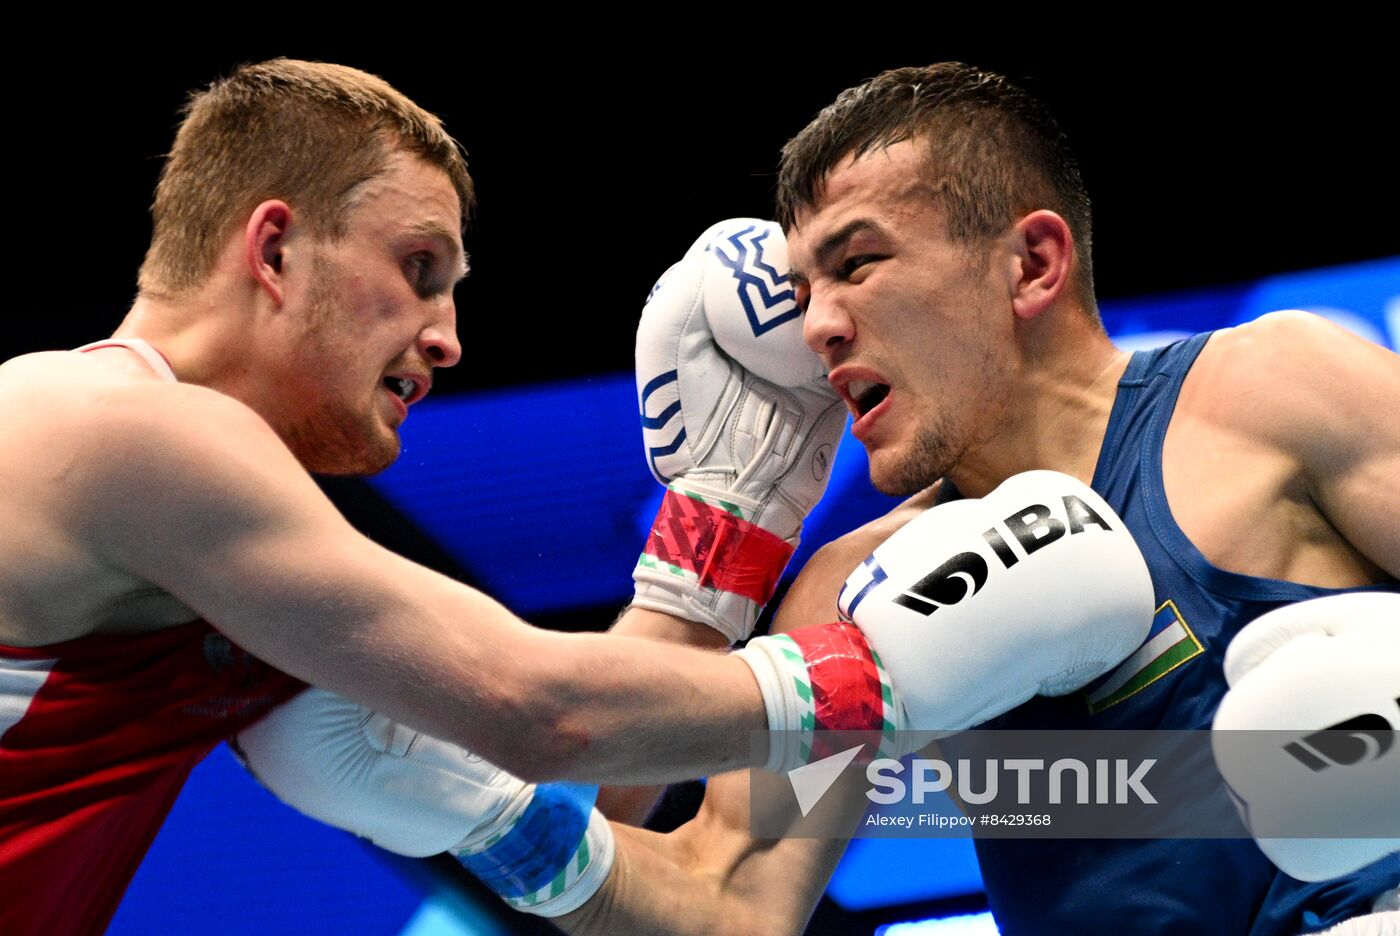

[384,376,422,404]
[848,379,891,417]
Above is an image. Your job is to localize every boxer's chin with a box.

[286,415,400,477]
[318,442,399,477]
[868,423,958,497]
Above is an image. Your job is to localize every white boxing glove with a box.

[633,219,847,643]
[738,470,1155,770]
[233,688,615,917]
[1211,593,1400,882]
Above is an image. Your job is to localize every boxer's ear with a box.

[1009,210,1074,321]
[244,200,293,306]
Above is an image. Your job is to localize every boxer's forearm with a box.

[284,556,766,787]
[213,546,764,786]
[593,607,732,825]
[276,567,762,785]
[558,822,801,936]
[502,627,762,784]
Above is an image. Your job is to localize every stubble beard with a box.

[286,400,399,477]
[282,254,400,477]
[871,414,960,497]
[871,341,1008,498]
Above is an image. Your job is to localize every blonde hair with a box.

[138,59,474,298]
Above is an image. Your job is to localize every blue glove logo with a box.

[708,224,800,338]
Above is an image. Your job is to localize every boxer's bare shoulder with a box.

[1165,311,1399,584]
[0,348,329,648]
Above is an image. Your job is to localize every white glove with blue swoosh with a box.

[633,219,846,643]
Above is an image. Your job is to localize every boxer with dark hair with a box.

[179,63,1399,936]
[241,156,1397,930]
[571,63,1399,934]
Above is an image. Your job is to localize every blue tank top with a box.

[968,333,1399,935]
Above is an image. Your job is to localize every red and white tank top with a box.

[0,339,306,935]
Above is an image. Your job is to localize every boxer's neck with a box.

[947,305,1127,499]
[117,295,246,395]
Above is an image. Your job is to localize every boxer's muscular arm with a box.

[1231,311,1400,578]
[562,488,940,936]
[1281,315,1400,577]
[55,380,762,784]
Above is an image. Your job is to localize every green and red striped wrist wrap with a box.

[641,486,794,605]
[751,622,903,767]
[785,622,889,734]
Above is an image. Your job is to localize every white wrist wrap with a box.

[234,689,614,917]
[735,638,809,773]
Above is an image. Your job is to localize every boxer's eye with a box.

[793,282,811,314]
[406,253,437,296]
[841,255,878,280]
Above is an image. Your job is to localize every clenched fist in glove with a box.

[634,219,847,643]
[739,470,1156,770]
[1212,593,1400,882]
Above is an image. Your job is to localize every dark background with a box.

[12,37,1398,382]
[18,32,1400,936]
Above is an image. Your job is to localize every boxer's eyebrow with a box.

[790,218,879,284]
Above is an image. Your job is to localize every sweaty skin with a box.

[557,145,1400,935]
